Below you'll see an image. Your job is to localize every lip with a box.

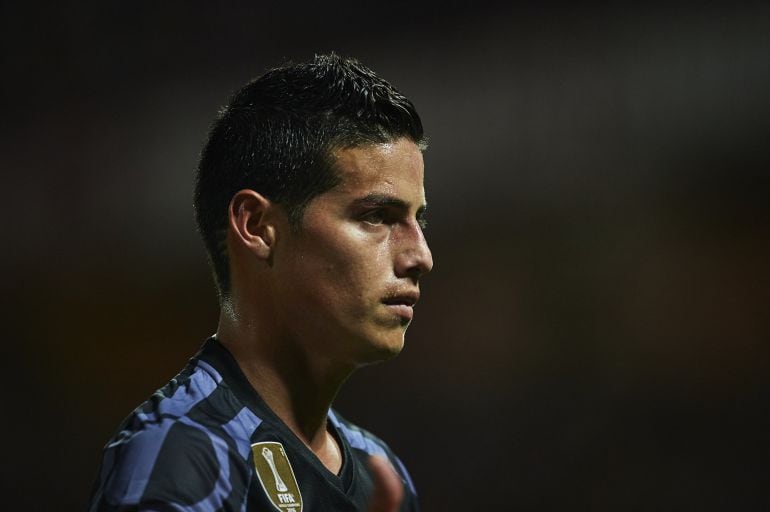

[381,290,419,321]
[384,303,414,321]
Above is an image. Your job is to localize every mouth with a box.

[381,291,419,322]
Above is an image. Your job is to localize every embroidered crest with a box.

[251,441,303,512]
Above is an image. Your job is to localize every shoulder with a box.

[89,359,262,511]
[328,409,418,499]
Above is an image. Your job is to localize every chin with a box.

[356,332,405,366]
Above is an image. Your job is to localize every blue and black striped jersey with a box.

[88,337,419,511]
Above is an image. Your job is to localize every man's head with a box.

[194,54,426,298]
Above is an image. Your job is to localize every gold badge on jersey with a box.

[251,441,303,512]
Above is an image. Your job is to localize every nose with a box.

[394,223,434,282]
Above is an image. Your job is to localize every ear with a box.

[228,189,277,261]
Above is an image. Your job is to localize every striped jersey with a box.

[88,337,419,511]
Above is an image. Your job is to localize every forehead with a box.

[329,139,425,202]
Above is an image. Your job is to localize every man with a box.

[88,54,432,511]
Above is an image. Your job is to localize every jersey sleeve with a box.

[89,418,229,512]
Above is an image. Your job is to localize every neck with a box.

[216,303,354,470]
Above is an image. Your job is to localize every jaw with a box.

[350,323,408,366]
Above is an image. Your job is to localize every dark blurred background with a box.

[2,2,769,510]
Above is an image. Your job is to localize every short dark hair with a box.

[194,53,426,298]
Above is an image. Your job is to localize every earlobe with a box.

[228,190,276,261]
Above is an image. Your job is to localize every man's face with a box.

[273,138,433,365]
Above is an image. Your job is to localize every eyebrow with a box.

[351,193,428,216]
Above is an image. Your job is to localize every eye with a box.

[360,209,387,225]
[417,216,428,230]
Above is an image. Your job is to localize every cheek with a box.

[300,231,390,307]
